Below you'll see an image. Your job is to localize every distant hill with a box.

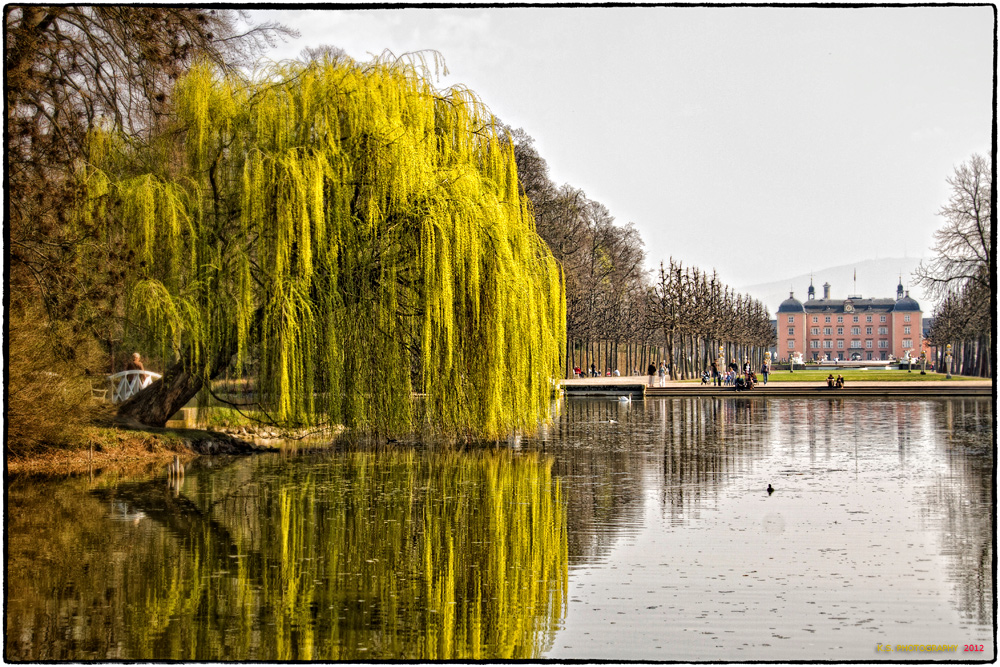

[740,257,931,316]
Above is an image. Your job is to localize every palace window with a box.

[825,316,831,323]
[788,327,795,335]
[853,316,859,323]
[903,326,910,334]
[851,340,861,348]
[878,340,888,348]
[902,339,912,349]
[904,315,911,322]
[811,327,819,335]
[813,316,818,323]
[824,327,832,335]
[787,340,795,349]
[851,326,860,335]
[788,315,794,323]
[811,340,819,349]
[825,340,833,349]
[836,316,843,323]
[865,340,873,348]
[835,340,842,349]
[879,326,887,335]
[866,327,872,335]
[837,327,844,335]
[866,315,872,323]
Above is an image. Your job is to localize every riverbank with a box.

[6,422,275,477]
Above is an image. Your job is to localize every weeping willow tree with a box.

[83,53,565,439]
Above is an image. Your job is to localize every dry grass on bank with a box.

[6,426,194,476]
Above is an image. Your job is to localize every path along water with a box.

[4,396,993,661]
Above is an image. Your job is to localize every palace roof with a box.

[777,293,805,313]
[892,293,921,312]
[802,297,901,314]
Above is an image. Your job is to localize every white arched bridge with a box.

[107,370,162,404]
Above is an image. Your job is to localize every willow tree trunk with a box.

[117,357,205,427]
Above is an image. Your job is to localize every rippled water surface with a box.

[5,397,993,661]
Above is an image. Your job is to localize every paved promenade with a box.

[561,375,993,397]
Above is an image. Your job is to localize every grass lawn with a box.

[763,369,980,382]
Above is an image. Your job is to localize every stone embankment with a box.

[561,376,993,398]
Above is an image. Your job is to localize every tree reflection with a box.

[653,398,771,523]
[538,398,647,565]
[927,398,993,626]
[5,450,568,660]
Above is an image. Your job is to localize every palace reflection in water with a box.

[5,397,994,660]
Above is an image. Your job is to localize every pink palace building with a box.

[777,279,922,362]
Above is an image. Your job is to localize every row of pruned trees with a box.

[650,259,775,380]
[917,154,992,378]
[507,129,649,376]
[925,272,991,377]
[508,128,775,379]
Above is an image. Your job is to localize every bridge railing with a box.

[108,370,162,404]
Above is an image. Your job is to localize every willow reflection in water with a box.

[533,397,993,661]
[5,451,568,661]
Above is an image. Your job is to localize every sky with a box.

[248,5,994,303]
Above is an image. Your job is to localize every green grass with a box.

[763,369,981,382]
[190,406,265,429]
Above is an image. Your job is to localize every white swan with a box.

[618,395,632,403]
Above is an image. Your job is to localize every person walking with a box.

[761,361,770,385]
[658,361,666,387]
[711,360,719,387]
[647,362,656,387]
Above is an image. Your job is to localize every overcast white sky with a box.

[249,5,993,295]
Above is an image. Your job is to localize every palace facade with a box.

[777,279,922,362]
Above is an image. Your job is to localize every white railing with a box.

[108,370,162,404]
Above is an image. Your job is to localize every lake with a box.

[5,396,993,661]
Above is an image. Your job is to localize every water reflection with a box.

[6,450,567,661]
[527,397,994,660]
[5,397,993,661]
[927,399,993,627]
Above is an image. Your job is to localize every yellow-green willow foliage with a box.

[88,55,565,437]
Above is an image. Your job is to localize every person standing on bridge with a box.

[126,352,144,371]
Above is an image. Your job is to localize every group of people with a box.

[826,374,845,389]
[705,359,770,389]
[705,368,754,387]
[646,361,670,387]
[575,357,777,391]
[574,365,622,378]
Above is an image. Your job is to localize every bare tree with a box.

[915,153,992,298]
[915,153,993,378]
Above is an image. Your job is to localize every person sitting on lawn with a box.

[835,374,844,388]
[826,373,836,388]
